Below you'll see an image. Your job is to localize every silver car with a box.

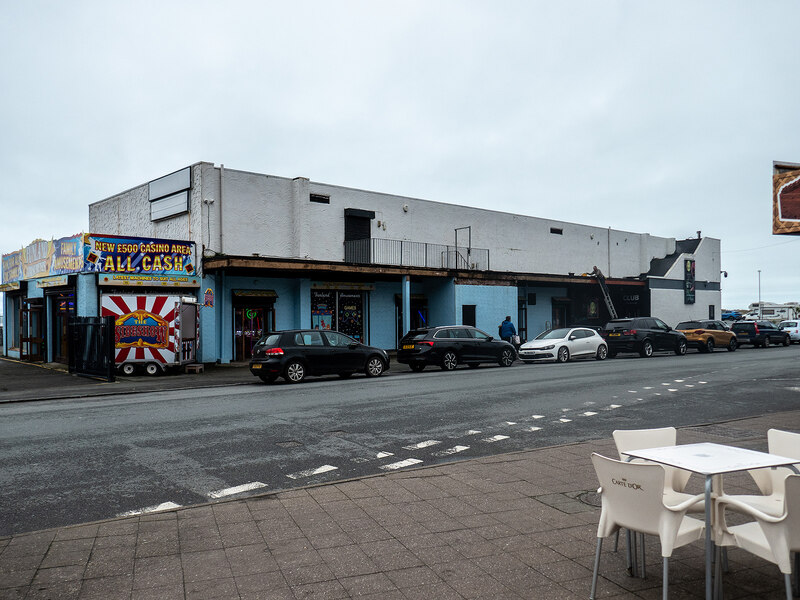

[778,320,800,343]
[518,327,608,363]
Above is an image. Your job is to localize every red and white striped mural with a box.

[101,295,179,366]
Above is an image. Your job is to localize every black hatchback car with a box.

[601,317,688,358]
[397,326,516,371]
[249,330,390,384]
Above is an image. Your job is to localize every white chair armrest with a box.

[664,493,705,513]
[716,494,787,523]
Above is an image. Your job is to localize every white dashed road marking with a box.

[482,435,510,443]
[376,451,394,459]
[208,482,267,499]
[668,388,678,392]
[583,411,598,416]
[402,440,441,450]
[432,445,470,457]
[118,501,181,517]
[609,404,622,409]
[505,421,517,425]
[286,465,338,480]
[557,418,572,423]
[467,430,482,435]
[528,426,542,432]
[531,415,545,420]
[380,458,423,470]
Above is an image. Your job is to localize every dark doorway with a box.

[396,295,428,347]
[344,208,374,262]
[20,298,44,362]
[50,290,76,364]
[462,305,476,327]
[552,300,571,330]
[234,305,275,362]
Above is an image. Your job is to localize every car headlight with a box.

[541,344,555,350]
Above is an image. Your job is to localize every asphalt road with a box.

[2,345,799,536]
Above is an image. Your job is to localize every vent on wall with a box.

[550,227,563,235]
[310,194,330,204]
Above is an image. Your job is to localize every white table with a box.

[625,442,799,600]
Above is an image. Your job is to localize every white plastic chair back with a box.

[612,427,691,492]
[748,429,800,496]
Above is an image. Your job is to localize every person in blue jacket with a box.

[499,316,516,343]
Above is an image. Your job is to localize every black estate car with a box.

[397,326,516,371]
[730,320,790,348]
[249,329,390,383]
[601,317,688,358]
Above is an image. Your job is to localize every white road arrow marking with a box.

[208,482,267,499]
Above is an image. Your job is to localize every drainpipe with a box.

[218,164,224,253]
[607,227,611,277]
[402,276,411,336]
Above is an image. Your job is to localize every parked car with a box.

[397,326,516,371]
[778,320,800,344]
[249,329,389,383]
[730,321,791,348]
[518,327,608,363]
[675,320,738,352]
[601,317,688,358]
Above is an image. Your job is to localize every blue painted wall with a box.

[454,284,517,336]
[424,278,455,327]
[524,286,566,338]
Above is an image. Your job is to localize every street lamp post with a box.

[758,270,762,319]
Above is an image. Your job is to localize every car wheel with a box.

[120,362,136,376]
[783,336,790,347]
[595,344,608,360]
[467,363,480,369]
[727,338,737,352]
[766,337,772,347]
[639,340,653,358]
[556,346,570,363]
[706,338,715,353]
[410,363,426,373]
[284,360,306,383]
[338,372,353,379]
[259,374,278,384]
[145,362,161,376]
[441,351,458,371]
[499,348,515,367]
[365,356,385,377]
[675,339,687,356]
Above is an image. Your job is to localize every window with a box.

[310,194,330,204]
[433,329,452,339]
[295,331,324,346]
[323,331,352,347]
[450,328,471,339]
[469,328,490,340]
[527,293,537,305]
[550,227,563,235]
[653,318,669,330]
[708,305,715,319]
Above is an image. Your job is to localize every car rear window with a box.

[676,321,701,330]
[603,320,633,331]
[401,330,429,342]
[258,334,281,346]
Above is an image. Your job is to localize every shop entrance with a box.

[234,306,274,362]
[19,298,44,362]
[50,291,76,363]
[396,295,428,346]
[551,299,571,330]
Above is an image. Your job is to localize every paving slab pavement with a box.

[2,411,798,599]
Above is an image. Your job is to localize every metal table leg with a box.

[705,475,713,600]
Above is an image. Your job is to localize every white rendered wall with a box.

[88,164,719,287]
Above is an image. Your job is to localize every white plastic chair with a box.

[590,453,705,600]
[744,429,800,507]
[612,427,700,577]
[714,474,800,600]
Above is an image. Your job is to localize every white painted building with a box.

[81,162,722,363]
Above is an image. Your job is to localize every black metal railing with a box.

[344,238,489,270]
[68,316,115,381]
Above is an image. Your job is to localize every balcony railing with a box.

[344,238,489,271]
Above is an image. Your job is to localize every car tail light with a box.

[694,329,704,334]
[418,341,434,346]
[623,329,636,335]
[265,347,284,356]
[754,324,759,334]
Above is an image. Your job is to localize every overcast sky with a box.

[2,1,799,308]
